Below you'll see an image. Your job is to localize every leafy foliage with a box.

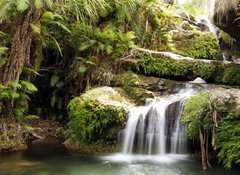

[0,81,37,120]
[182,92,211,139]
[217,113,240,169]
[182,91,240,169]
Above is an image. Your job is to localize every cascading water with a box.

[120,85,195,156]
[177,0,227,61]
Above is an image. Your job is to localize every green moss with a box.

[172,31,222,60]
[137,56,220,81]
[127,55,240,85]
[0,122,26,152]
[113,71,141,89]
[67,97,125,146]
[222,65,240,85]
[113,72,154,104]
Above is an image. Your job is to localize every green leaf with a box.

[16,0,30,12]
[22,124,35,132]
[34,0,43,9]
[42,11,54,20]
[51,95,56,107]
[52,37,63,57]
[50,75,60,87]
[8,81,22,89]
[20,80,38,92]
[30,23,41,35]
[52,21,71,33]
[45,0,53,8]
[0,47,8,56]
[23,67,41,76]
[56,81,64,88]
[79,66,87,74]
[25,115,40,121]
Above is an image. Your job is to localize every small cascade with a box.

[177,0,227,61]
[120,86,195,155]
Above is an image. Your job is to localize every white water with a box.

[120,86,196,157]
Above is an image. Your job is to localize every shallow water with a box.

[0,152,239,175]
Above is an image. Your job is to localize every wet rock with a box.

[197,22,210,32]
[190,77,206,84]
[182,21,192,30]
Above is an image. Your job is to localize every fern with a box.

[0,47,8,56]
[30,23,41,35]
[16,0,30,12]
[45,0,53,9]
[34,0,43,9]
[8,81,22,89]
[52,21,71,33]
[42,11,54,20]
[20,80,38,92]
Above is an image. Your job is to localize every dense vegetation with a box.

[182,91,240,169]
[0,0,240,171]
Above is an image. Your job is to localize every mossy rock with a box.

[67,87,133,147]
[0,121,27,153]
[172,31,222,60]
[121,53,240,85]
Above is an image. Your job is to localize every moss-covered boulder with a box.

[112,71,155,104]
[122,49,240,85]
[171,30,222,60]
[66,87,134,152]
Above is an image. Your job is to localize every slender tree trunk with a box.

[199,127,207,170]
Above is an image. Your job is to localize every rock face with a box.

[214,2,240,45]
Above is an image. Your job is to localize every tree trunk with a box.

[199,127,207,170]
[0,6,34,85]
[0,3,44,119]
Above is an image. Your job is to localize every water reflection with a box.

[0,153,239,175]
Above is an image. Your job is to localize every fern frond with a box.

[20,80,38,92]
[34,0,43,9]
[16,0,30,12]
[8,81,22,89]
[44,0,53,9]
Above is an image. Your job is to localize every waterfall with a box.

[120,87,194,155]
[177,0,227,61]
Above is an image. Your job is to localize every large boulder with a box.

[66,87,134,152]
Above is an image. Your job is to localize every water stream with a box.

[121,96,188,156]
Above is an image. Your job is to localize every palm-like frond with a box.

[16,0,30,11]
[0,0,54,22]
[62,0,109,23]
[115,0,143,23]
